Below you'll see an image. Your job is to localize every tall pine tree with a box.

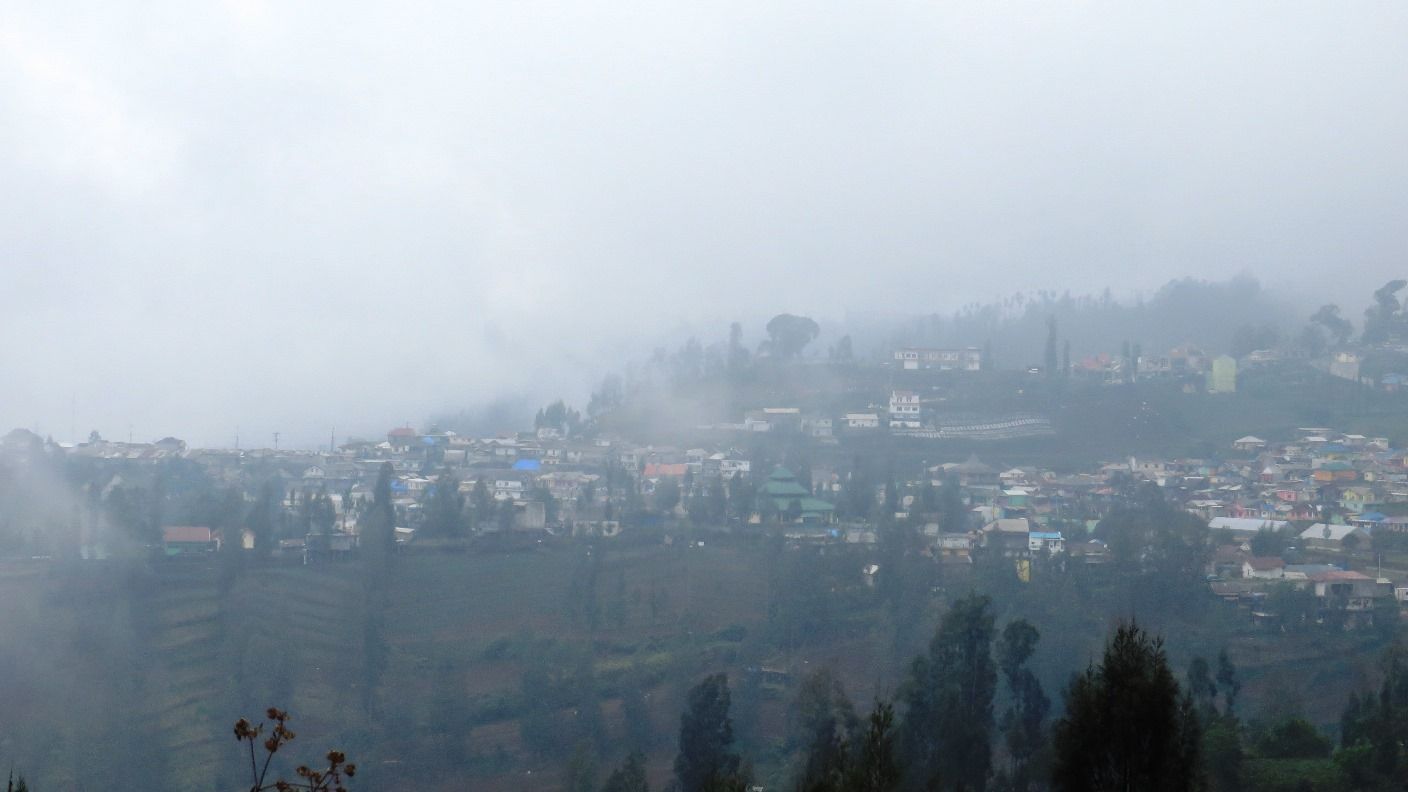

[1051,622,1202,791]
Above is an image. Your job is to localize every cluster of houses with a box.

[10,411,1408,628]
[824,427,1408,626]
[724,392,1052,440]
[1070,340,1408,395]
[1214,553,1393,628]
[1320,349,1408,392]
[1069,344,1241,393]
[728,343,1241,437]
[65,427,770,558]
[1180,429,1408,526]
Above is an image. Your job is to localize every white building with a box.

[893,347,983,371]
[844,413,881,430]
[1208,516,1290,539]
[1299,522,1369,549]
[1330,352,1362,382]
[1242,557,1286,579]
[493,479,526,501]
[889,390,921,429]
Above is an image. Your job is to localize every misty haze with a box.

[4,3,1408,791]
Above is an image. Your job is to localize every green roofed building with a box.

[757,466,836,524]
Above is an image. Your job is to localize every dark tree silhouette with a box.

[675,673,742,792]
[601,751,649,792]
[1044,315,1058,377]
[1050,622,1202,792]
[791,668,859,791]
[998,619,1049,791]
[899,592,998,791]
[1311,303,1354,346]
[765,314,820,359]
[848,700,901,792]
[422,469,465,538]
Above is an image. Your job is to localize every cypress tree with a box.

[899,592,997,791]
[675,674,741,792]
[998,619,1049,791]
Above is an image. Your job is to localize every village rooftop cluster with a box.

[6,400,1406,631]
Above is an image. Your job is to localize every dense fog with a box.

[4,2,1408,446]
[5,3,1408,791]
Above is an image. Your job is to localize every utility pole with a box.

[273,431,280,451]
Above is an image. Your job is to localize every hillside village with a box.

[8,298,1408,790]
[9,334,1408,634]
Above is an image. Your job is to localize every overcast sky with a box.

[2,1,1406,447]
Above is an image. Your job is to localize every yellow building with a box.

[1207,355,1237,394]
